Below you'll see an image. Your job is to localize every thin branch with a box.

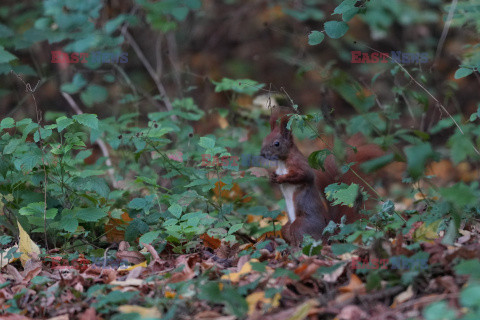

[434,0,458,64]
[122,29,176,119]
[61,92,119,188]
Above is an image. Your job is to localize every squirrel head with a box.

[260,111,293,161]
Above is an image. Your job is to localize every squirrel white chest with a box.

[276,161,298,222]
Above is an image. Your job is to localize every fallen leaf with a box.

[335,305,368,320]
[117,260,147,273]
[246,291,281,315]
[338,274,365,294]
[221,259,258,283]
[117,305,161,319]
[200,233,221,249]
[17,221,40,267]
[392,285,414,307]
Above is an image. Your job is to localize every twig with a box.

[11,71,49,250]
[61,92,119,188]
[122,29,177,119]
[434,0,458,65]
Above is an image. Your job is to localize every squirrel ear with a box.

[269,111,280,131]
[279,115,292,139]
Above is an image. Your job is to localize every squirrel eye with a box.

[274,141,280,147]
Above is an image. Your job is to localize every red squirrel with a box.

[260,112,384,245]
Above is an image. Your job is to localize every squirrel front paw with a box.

[269,172,279,183]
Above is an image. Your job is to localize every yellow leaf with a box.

[221,259,258,282]
[246,291,281,315]
[18,221,40,267]
[413,219,441,241]
[117,305,161,319]
[117,260,147,273]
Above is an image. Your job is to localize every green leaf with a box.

[460,283,480,308]
[228,223,243,235]
[439,183,477,207]
[360,153,394,173]
[139,230,161,245]
[199,136,215,149]
[3,139,21,154]
[325,183,359,207]
[308,149,331,170]
[59,217,79,233]
[454,67,473,79]
[0,46,17,63]
[125,219,149,242]
[333,0,357,15]
[73,113,98,129]
[168,204,183,218]
[324,21,349,39]
[80,85,108,107]
[128,196,155,213]
[404,142,435,180]
[331,243,358,255]
[0,117,14,129]
[56,116,74,132]
[308,31,325,45]
[455,259,480,279]
[19,202,57,219]
[212,78,265,96]
[61,73,86,94]
[33,127,53,142]
[76,208,107,222]
[423,301,456,320]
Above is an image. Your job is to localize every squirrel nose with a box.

[260,151,266,158]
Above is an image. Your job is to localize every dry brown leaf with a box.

[48,315,69,320]
[392,285,414,307]
[78,308,97,320]
[116,249,146,265]
[200,233,221,249]
[338,274,365,294]
[336,305,368,320]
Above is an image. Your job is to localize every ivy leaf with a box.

[308,149,331,171]
[73,113,98,129]
[324,21,349,39]
[454,67,473,79]
[308,31,325,45]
